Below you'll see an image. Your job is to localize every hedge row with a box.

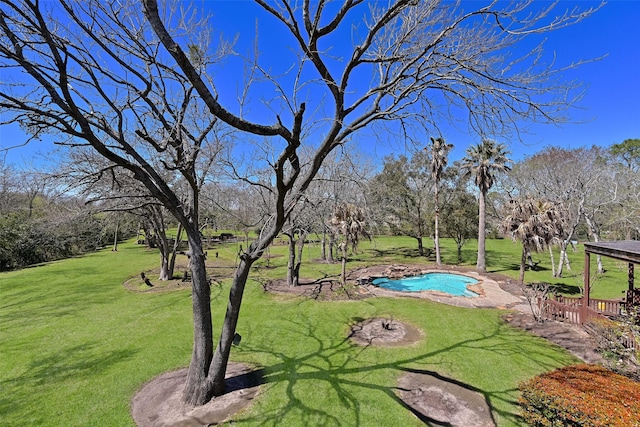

[519,364,640,426]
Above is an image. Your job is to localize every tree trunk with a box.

[477,190,487,272]
[286,233,295,286]
[562,250,572,271]
[548,245,556,277]
[157,230,171,281]
[434,188,441,265]
[321,231,327,261]
[519,246,527,284]
[294,230,306,287]
[159,253,171,281]
[556,213,578,277]
[340,242,347,285]
[328,234,335,263]
[182,227,214,405]
[555,240,566,277]
[416,236,424,257]
[167,223,184,281]
[143,223,156,248]
[207,251,256,398]
[584,213,604,273]
[112,219,119,252]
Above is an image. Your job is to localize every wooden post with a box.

[582,251,591,324]
[630,263,636,306]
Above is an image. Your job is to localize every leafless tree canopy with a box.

[0,0,602,406]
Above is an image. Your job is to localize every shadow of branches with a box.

[229,311,572,426]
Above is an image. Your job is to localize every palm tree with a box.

[330,203,370,285]
[461,140,511,272]
[430,137,453,265]
[502,196,565,284]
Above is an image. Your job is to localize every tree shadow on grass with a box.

[231,313,574,426]
[0,342,138,424]
[551,283,582,296]
[368,247,432,260]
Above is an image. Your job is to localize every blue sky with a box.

[1,0,639,167]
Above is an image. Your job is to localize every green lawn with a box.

[0,236,623,426]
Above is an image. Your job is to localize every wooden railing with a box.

[588,298,622,316]
[553,295,581,307]
[550,295,623,317]
[544,296,619,324]
[545,299,582,324]
[543,296,637,351]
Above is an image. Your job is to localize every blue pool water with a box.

[372,273,479,297]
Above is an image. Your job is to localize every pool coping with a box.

[356,265,527,310]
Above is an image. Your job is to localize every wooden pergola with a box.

[583,240,640,320]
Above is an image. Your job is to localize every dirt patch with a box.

[503,311,605,364]
[131,363,262,427]
[397,371,495,426]
[349,317,424,347]
[264,277,373,300]
[263,263,491,301]
[123,260,237,293]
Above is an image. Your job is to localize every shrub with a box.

[519,364,640,426]
[587,316,639,379]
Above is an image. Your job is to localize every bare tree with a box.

[506,147,603,277]
[282,204,311,287]
[307,149,371,263]
[1,0,601,406]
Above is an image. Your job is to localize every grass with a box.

[0,236,627,426]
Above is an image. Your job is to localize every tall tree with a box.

[368,153,433,256]
[461,140,512,272]
[440,169,478,263]
[429,137,453,265]
[1,0,600,406]
[608,139,640,239]
[609,138,640,173]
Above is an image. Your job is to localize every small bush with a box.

[587,316,639,379]
[519,364,640,426]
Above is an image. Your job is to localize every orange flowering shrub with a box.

[519,364,640,426]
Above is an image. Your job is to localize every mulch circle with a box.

[131,363,262,427]
[349,317,424,347]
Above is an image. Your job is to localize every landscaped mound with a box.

[131,363,262,426]
[349,317,423,347]
[397,371,495,427]
[519,364,640,426]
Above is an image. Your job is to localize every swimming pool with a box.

[372,272,479,297]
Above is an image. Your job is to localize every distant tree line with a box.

[3,138,637,275]
[0,163,136,271]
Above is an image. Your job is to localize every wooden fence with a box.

[550,295,622,318]
[542,295,636,351]
[545,298,582,324]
